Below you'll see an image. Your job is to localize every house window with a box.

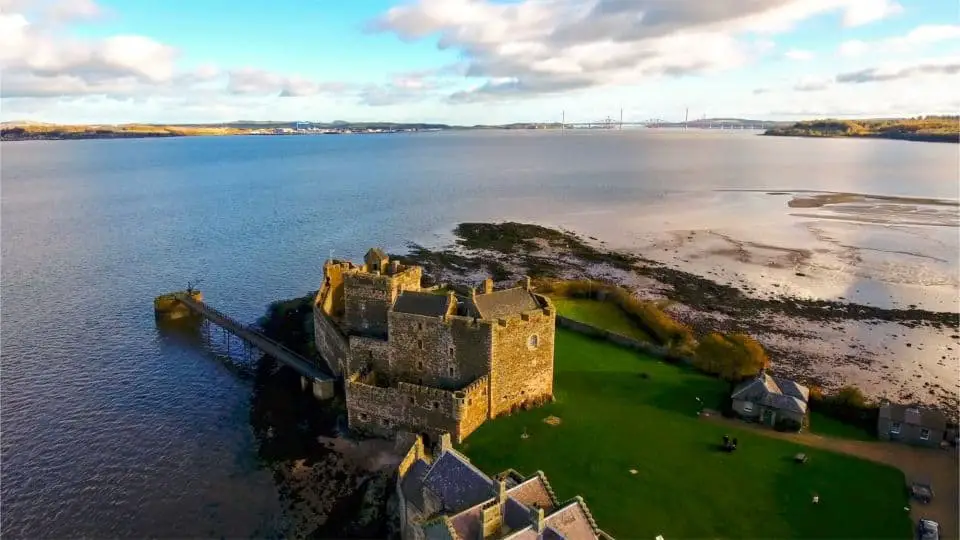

[417,339,423,350]
[743,402,754,413]
[890,422,902,435]
[920,428,930,440]
[527,335,539,350]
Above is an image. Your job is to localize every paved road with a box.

[704,413,958,539]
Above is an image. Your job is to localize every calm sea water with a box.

[2,130,957,537]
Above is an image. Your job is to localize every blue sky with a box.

[1,0,957,124]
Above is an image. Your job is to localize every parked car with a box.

[910,482,934,504]
[917,518,939,540]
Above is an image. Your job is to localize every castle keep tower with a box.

[313,248,555,443]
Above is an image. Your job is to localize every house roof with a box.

[473,287,540,319]
[393,291,452,317]
[401,458,431,512]
[880,403,947,431]
[504,497,534,530]
[544,499,600,539]
[731,371,809,414]
[422,450,496,512]
[365,247,388,261]
[450,502,485,540]
[506,475,557,512]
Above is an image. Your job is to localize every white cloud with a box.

[841,0,902,27]
[837,24,960,57]
[372,0,908,102]
[838,39,869,57]
[784,48,815,61]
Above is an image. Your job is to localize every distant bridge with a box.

[155,290,335,398]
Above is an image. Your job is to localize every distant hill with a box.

[764,116,959,143]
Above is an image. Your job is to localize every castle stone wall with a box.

[348,335,392,375]
[344,273,394,338]
[389,312,462,390]
[449,317,494,385]
[345,376,462,441]
[455,375,491,442]
[489,299,555,417]
[313,309,349,377]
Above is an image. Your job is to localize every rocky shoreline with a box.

[393,222,959,413]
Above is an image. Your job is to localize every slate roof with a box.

[401,458,431,512]
[880,403,947,431]
[393,291,452,317]
[731,371,809,414]
[365,247,388,260]
[544,500,599,539]
[450,503,484,540]
[422,451,496,512]
[506,476,556,511]
[473,287,540,319]
[504,497,534,530]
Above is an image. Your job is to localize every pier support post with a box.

[301,376,334,400]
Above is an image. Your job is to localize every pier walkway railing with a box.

[164,292,335,397]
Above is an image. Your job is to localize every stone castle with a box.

[313,248,556,443]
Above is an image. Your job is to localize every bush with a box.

[774,417,803,432]
[692,333,769,382]
[809,385,878,436]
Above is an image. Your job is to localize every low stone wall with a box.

[555,316,691,364]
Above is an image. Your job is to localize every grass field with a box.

[550,296,653,342]
[808,412,876,441]
[461,330,911,539]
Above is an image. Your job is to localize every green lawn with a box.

[550,296,653,342]
[461,330,911,539]
[808,412,876,441]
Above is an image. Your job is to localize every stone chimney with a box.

[483,278,494,294]
[524,276,531,291]
[390,259,400,274]
[439,433,452,454]
[498,479,507,504]
[533,507,545,532]
[470,287,477,299]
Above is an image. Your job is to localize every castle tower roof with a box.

[472,287,540,319]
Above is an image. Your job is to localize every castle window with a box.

[417,339,423,350]
[417,361,423,370]
[433,401,440,409]
[408,396,415,404]
[448,367,454,376]
[418,322,423,331]
[358,413,369,422]
[527,334,539,350]
[449,347,454,356]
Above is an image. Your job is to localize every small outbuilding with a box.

[878,402,946,448]
[730,370,809,430]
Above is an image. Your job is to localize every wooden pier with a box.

[155,290,335,399]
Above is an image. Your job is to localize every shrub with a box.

[809,385,878,436]
[774,417,803,432]
[692,333,769,382]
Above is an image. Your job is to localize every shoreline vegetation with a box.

[763,116,959,143]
